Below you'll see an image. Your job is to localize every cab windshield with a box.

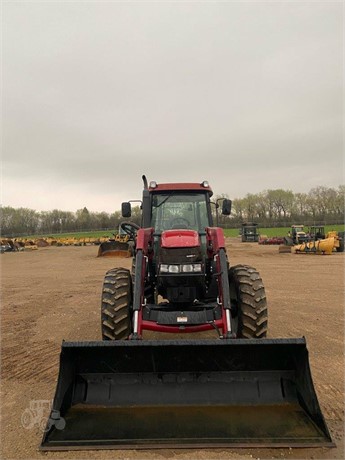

[151,193,210,233]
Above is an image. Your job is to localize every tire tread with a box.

[229,264,268,338]
[101,267,132,340]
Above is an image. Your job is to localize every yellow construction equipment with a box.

[97,222,138,257]
[14,239,38,250]
[97,235,131,257]
[0,238,20,252]
[327,230,344,252]
[293,237,338,255]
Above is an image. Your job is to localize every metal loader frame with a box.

[131,227,234,338]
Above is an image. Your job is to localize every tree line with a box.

[225,185,344,227]
[0,206,142,237]
[1,185,344,237]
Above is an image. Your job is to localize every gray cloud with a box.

[3,2,343,213]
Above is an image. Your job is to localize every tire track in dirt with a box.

[2,341,59,383]
[1,315,36,338]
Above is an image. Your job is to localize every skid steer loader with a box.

[41,176,333,450]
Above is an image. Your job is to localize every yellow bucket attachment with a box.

[97,241,131,258]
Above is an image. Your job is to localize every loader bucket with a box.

[41,338,334,450]
[97,241,130,258]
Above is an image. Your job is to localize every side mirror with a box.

[121,202,131,218]
[222,199,232,216]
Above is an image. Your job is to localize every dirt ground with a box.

[1,238,344,460]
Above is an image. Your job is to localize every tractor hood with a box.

[161,230,200,248]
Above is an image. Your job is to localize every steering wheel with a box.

[169,217,190,229]
[120,221,140,239]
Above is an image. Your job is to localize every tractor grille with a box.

[159,246,202,265]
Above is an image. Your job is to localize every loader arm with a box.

[131,228,154,339]
[206,227,234,338]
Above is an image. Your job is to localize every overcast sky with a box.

[2,1,343,213]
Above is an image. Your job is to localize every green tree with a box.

[76,207,91,230]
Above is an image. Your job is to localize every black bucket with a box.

[41,338,334,450]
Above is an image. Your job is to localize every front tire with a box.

[101,268,132,340]
[336,232,344,252]
[229,264,268,338]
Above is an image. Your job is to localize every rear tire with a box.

[101,268,132,340]
[336,242,344,252]
[336,232,344,252]
[229,264,268,338]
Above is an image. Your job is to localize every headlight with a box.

[181,264,202,273]
[192,264,202,272]
[159,263,202,274]
[169,265,180,273]
[181,264,193,273]
[160,264,169,273]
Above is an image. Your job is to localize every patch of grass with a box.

[222,229,242,237]
[21,230,115,240]
[223,224,344,238]
[223,227,292,238]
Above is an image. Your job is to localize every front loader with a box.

[97,222,138,257]
[41,176,333,450]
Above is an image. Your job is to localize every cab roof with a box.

[148,182,213,196]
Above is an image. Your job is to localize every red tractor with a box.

[41,176,332,450]
[101,176,268,340]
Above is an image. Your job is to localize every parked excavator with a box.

[41,176,333,450]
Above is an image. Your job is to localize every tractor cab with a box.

[121,178,231,247]
[308,225,325,241]
[289,225,308,244]
[121,179,231,308]
[150,190,211,233]
[122,180,231,230]
[240,222,259,242]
